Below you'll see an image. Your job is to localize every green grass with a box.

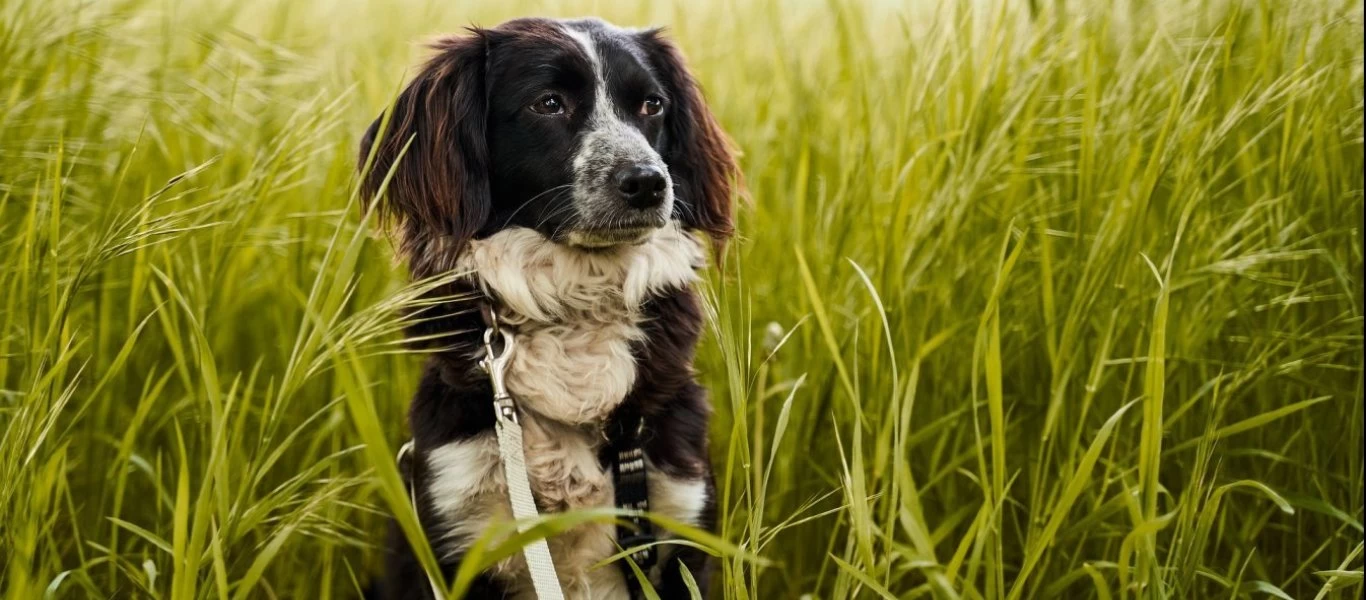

[2,0,1363,597]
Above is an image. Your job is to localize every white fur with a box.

[428,224,708,599]
[644,462,709,574]
[645,464,708,527]
[425,435,505,546]
[457,223,702,425]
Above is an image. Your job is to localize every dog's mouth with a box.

[564,225,658,249]
[561,207,668,249]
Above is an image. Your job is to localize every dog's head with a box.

[359,18,740,275]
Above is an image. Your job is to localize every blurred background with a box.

[1,0,1362,598]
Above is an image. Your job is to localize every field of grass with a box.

[2,0,1363,597]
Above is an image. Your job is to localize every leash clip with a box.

[479,312,518,425]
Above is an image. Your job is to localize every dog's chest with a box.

[456,224,703,425]
[502,308,644,425]
[423,225,707,598]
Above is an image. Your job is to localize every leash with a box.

[479,311,567,600]
[397,304,659,599]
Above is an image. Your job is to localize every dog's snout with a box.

[613,164,667,209]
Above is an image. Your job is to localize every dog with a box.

[357,17,741,600]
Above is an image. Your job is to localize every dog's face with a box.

[486,19,676,248]
[360,18,740,270]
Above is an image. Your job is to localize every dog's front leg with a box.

[377,360,515,599]
[652,474,718,599]
[378,516,515,600]
[637,381,719,600]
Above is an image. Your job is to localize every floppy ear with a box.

[358,32,491,277]
[641,29,743,250]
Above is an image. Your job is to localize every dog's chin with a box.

[564,226,659,250]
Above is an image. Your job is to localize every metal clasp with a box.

[478,312,518,425]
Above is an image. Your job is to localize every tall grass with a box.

[1,0,1362,597]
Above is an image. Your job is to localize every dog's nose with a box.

[613,164,667,209]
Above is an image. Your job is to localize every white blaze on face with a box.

[560,24,674,231]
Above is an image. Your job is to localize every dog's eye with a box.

[641,95,665,116]
[531,94,566,115]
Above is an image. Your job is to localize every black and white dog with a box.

[358,17,740,600]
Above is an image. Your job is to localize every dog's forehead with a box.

[485,18,583,63]
[558,18,651,59]
[497,18,653,77]
[484,18,655,81]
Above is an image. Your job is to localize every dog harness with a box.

[397,304,658,599]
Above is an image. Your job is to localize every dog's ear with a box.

[640,29,743,251]
[358,31,491,274]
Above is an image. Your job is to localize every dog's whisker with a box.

[499,183,576,228]
[533,194,579,231]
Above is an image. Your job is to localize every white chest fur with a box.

[458,223,703,424]
[425,225,709,599]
